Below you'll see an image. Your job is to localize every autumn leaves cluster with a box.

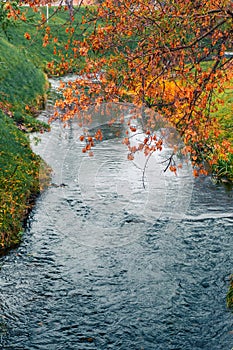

[50,0,232,179]
[4,0,233,180]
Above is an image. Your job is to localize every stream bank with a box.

[0,36,50,252]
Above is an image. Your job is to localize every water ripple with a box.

[1,95,233,349]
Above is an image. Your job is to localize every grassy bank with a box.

[0,6,87,252]
[0,16,50,253]
[0,39,48,252]
[6,6,88,75]
[0,111,41,251]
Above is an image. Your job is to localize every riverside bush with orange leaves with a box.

[38,0,232,182]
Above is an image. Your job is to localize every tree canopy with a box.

[4,0,233,179]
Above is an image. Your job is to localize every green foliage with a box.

[0,8,51,252]
[227,277,233,309]
[215,88,233,143]
[212,86,233,182]
[0,1,17,36]
[212,154,233,183]
[0,111,41,252]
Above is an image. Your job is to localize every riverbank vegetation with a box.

[0,7,50,252]
[0,32,48,252]
[0,4,88,252]
[47,1,232,182]
[0,1,232,253]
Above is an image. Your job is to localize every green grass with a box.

[0,38,45,107]
[211,85,233,182]
[0,111,41,251]
[227,276,233,309]
[215,87,233,143]
[0,9,53,252]
[5,6,91,75]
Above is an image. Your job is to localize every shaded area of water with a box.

[0,81,233,349]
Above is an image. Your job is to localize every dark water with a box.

[0,80,233,350]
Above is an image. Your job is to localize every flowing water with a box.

[0,78,233,350]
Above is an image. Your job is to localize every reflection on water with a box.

[0,79,233,350]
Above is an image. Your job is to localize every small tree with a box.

[51,0,233,177]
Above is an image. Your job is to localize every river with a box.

[0,78,233,349]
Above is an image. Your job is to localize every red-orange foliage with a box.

[8,0,233,175]
[53,0,233,175]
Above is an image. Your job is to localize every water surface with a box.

[0,80,233,350]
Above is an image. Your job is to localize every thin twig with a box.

[142,151,154,189]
